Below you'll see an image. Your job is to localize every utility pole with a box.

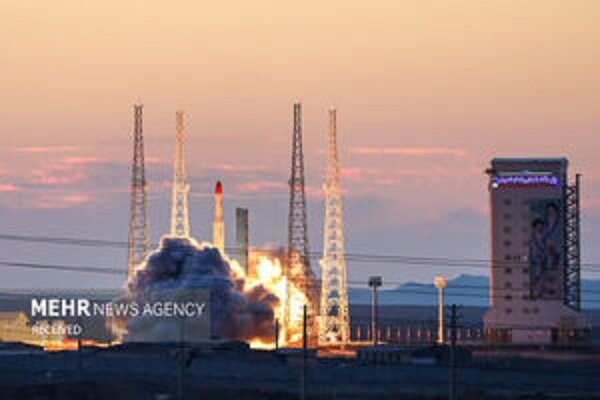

[301,304,308,400]
[449,304,458,400]
[275,319,280,351]
[368,276,382,345]
[177,317,186,400]
[434,276,447,344]
[76,316,83,381]
[77,338,83,381]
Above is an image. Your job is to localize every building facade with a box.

[483,158,586,344]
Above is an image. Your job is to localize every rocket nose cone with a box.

[215,181,222,194]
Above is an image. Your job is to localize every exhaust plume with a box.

[125,237,279,343]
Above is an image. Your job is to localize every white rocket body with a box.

[213,181,225,254]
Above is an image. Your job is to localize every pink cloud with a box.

[27,156,106,187]
[371,177,400,186]
[61,156,105,165]
[236,181,287,193]
[340,167,368,181]
[31,194,94,209]
[582,198,600,211]
[12,146,79,154]
[340,166,448,184]
[349,147,466,157]
[30,169,86,186]
[209,163,272,173]
[0,184,21,192]
[63,195,92,204]
[145,156,164,165]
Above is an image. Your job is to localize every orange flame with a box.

[231,255,308,349]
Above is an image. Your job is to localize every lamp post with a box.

[368,276,382,345]
[434,276,448,344]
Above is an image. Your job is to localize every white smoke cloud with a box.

[123,237,279,343]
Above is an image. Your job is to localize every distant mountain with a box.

[348,274,600,309]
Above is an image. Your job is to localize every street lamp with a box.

[368,276,382,345]
[434,276,448,344]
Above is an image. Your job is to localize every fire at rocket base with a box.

[213,181,225,254]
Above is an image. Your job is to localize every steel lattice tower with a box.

[565,174,581,311]
[170,111,190,238]
[319,109,349,344]
[286,102,316,341]
[127,104,149,278]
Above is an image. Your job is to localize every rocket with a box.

[213,181,225,254]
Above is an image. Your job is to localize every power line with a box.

[2,259,600,304]
[0,261,121,275]
[346,280,600,297]
[1,232,600,271]
[345,286,600,304]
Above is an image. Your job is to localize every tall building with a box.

[483,158,586,344]
[213,181,225,254]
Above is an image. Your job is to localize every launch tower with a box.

[285,102,317,343]
[127,104,149,278]
[170,111,190,238]
[318,109,350,345]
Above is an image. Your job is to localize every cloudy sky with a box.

[1,0,599,289]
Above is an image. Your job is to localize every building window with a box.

[522,294,530,300]
[504,240,512,247]
[503,213,512,220]
[523,308,530,314]
[505,254,512,261]
[523,268,529,274]
[503,199,512,206]
[505,282,512,288]
[504,295,513,301]
[503,226,512,234]
[505,267,512,274]
[505,308,512,314]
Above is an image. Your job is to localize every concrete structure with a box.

[483,158,586,344]
[213,181,225,254]
[319,109,350,345]
[235,208,249,274]
[127,104,149,278]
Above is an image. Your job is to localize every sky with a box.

[1,0,599,289]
